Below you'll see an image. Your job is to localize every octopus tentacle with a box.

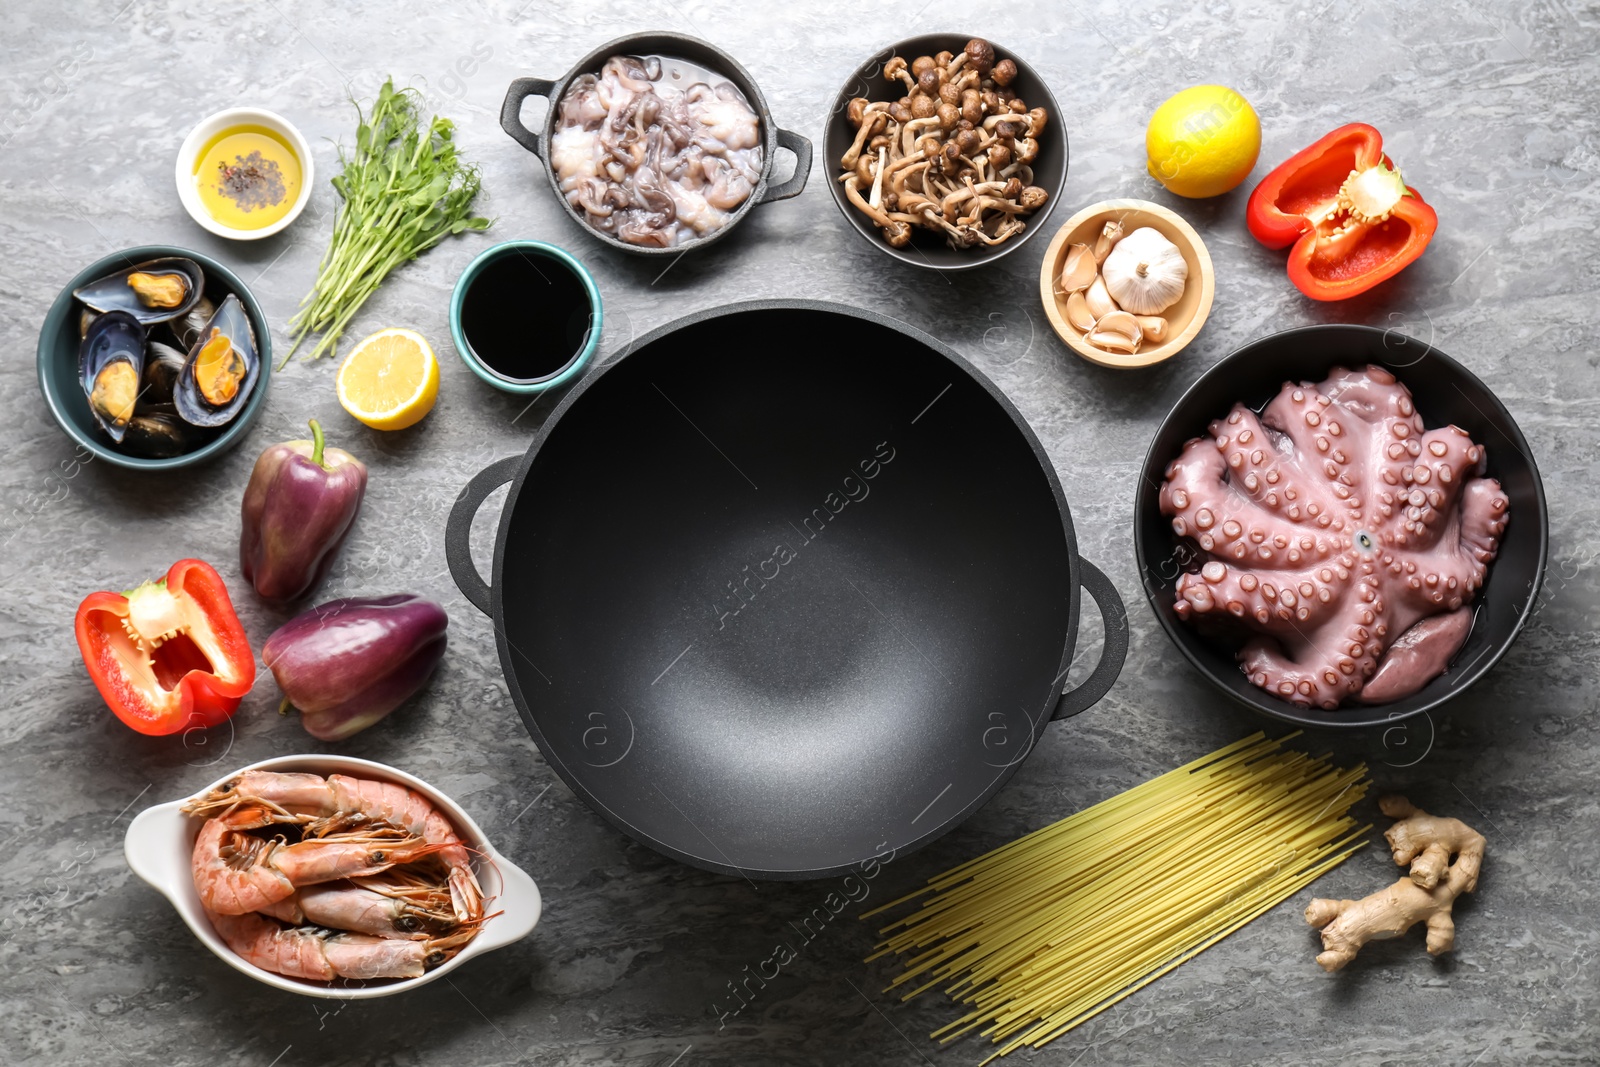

[1239,577,1387,708]
[1261,385,1365,525]
[1162,412,1345,567]
[1458,478,1511,564]
[1385,476,1507,619]
[1175,559,1353,630]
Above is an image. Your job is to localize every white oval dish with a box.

[125,754,541,999]
[174,107,314,240]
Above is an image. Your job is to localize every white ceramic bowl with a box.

[174,107,314,240]
[125,754,541,999]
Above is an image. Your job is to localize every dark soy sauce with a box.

[461,252,593,383]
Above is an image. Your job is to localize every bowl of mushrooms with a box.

[824,35,1066,270]
[1039,199,1216,369]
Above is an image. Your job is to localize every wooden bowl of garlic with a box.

[1039,199,1215,369]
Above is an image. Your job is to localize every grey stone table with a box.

[2,1,1595,1064]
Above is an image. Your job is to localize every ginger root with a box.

[1305,795,1485,972]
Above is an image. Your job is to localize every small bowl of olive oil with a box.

[175,108,313,240]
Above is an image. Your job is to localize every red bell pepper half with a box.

[74,559,256,735]
[1247,123,1438,301]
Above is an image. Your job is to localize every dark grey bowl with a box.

[822,34,1067,271]
[499,32,812,257]
[36,246,272,471]
[1134,325,1548,729]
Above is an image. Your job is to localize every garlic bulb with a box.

[1101,227,1187,316]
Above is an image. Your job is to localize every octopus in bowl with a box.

[1158,365,1510,709]
[550,54,763,248]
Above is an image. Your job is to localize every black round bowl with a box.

[500,32,812,257]
[822,34,1067,271]
[1134,325,1548,729]
[37,245,272,470]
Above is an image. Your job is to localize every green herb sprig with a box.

[284,79,490,365]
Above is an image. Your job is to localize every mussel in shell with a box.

[166,295,217,351]
[73,257,204,326]
[121,410,205,459]
[79,310,146,444]
[174,293,259,428]
[139,341,188,408]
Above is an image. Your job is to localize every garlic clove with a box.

[1092,309,1142,348]
[1065,290,1096,332]
[1093,219,1124,263]
[1088,329,1141,354]
[1058,243,1096,293]
[1088,308,1142,354]
[1135,315,1168,343]
[1101,226,1187,316]
[1085,274,1116,319]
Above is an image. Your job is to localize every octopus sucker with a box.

[1160,365,1509,709]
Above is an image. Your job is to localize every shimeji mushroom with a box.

[962,38,996,75]
[841,37,1051,251]
[842,173,912,247]
[841,102,889,169]
[884,57,916,93]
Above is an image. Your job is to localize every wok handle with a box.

[445,456,521,616]
[1052,559,1129,720]
[500,77,556,159]
[759,127,813,203]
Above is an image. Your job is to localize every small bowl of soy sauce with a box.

[450,241,602,394]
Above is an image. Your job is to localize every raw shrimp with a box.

[191,806,440,916]
[207,909,476,980]
[258,876,457,940]
[186,772,483,923]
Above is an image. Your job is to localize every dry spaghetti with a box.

[864,732,1369,1062]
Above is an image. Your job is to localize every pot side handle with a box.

[759,127,813,203]
[1052,559,1129,720]
[446,456,522,616]
[500,77,556,159]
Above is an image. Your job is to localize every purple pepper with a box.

[240,419,367,603]
[263,594,448,741]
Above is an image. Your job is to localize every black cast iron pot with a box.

[500,32,812,256]
[447,300,1127,879]
[1134,324,1548,729]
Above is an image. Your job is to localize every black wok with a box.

[447,301,1126,878]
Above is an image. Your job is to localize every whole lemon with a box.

[1146,85,1261,198]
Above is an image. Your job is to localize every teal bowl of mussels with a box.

[37,245,271,470]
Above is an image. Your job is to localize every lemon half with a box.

[1146,85,1261,199]
[336,328,439,431]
